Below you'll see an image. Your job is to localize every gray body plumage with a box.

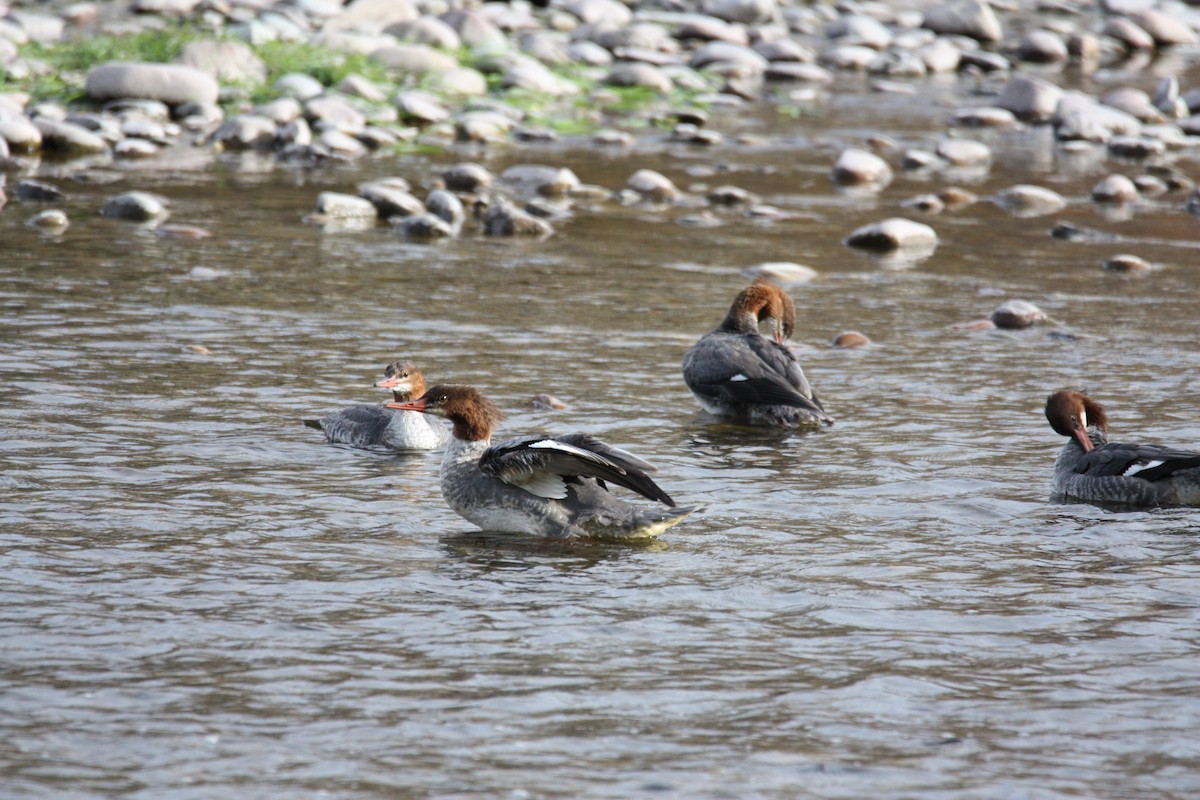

[682,330,831,427]
[1053,434,1200,507]
[313,404,449,451]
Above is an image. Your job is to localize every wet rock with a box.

[1103,254,1153,274]
[993,185,1066,217]
[369,43,459,75]
[454,111,515,143]
[996,75,1063,122]
[626,169,682,202]
[114,138,160,159]
[15,179,66,202]
[901,193,944,213]
[844,218,938,251]
[605,63,674,93]
[1106,136,1165,159]
[396,212,455,239]
[482,201,555,237]
[1091,174,1139,204]
[315,192,378,219]
[1054,94,1142,142]
[85,62,219,106]
[701,0,778,25]
[0,117,42,153]
[393,90,450,125]
[831,331,871,348]
[209,114,277,150]
[305,96,366,134]
[426,189,465,227]
[1102,17,1156,51]
[948,106,1018,128]
[935,138,991,167]
[33,118,109,154]
[832,147,893,187]
[531,393,569,410]
[27,209,69,231]
[1127,9,1198,46]
[990,300,1046,330]
[101,191,168,222]
[742,262,817,284]
[426,67,489,98]
[922,0,1002,43]
[441,162,493,193]
[177,40,267,84]
[707,185,757,206]
[359,181,424,218]
[500,165,580,198]
[156,224,212,239]
[939,187,978,207]
[1132,174,1169,197]
[1017,29,1068,63]
[274,73,324,101]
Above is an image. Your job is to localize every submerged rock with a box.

[101,191,168,221]
[991,300,1046,330]
[844,218,937,251]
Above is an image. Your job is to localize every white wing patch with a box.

[1124,460,1165,477]
[507,471,569,499]
[729,374,749,382]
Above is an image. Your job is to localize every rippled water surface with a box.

[4,74,1200,799]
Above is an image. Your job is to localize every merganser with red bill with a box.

[388,384,702,540]
[1045,390,1200,507]
[682,279,832,427]
[305,361,449,451]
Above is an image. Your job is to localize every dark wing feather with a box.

[311,404,393,446]
[480,434,675,506]
[684,331,825,415]
[1079,442,1200,482]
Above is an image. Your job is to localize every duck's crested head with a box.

[390,384,506,441]
[721,279,795,342]
[1045,390,1107,452]
[375,360,426,401]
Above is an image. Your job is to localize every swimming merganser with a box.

[1045,390,1200,506]
[387,384,702,540]
[682,280,833,427]
[305,361,450,451]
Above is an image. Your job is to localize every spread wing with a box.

[1077,442,1200,482]
[683,332,826,415]
[479,434,674,506]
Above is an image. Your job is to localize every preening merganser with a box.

[683,279,833,427]
[1045,390,1200,507]
[387,384,702,540]
[305,361,450,451]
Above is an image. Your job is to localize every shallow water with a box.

[4,71,1200,799]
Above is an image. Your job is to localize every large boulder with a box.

[85,62,219,106]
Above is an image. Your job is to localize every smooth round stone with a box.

[85,62,218,106]
[318,129,367,157]
[482,201,554,237]
[921,0,1002,42]
[958,49,1010,72]
[1106,136,1166,159]
[948,106,1017,128]
[426,67,488,97]
[334,74,385,103]
[936,138,991,166]
[315,192,377,219]
[567,40,613,65]
[996,75,1062,121]
[369,44,458,74]
[454,111,514,143]
[900,193,945,213]
[322,0,418,32]
[825,15,893,50]
[305,96,365,134]
[393,90,449,124]
[594,129,633,146]
[396,212,455,239]
[101,191,167,221]
[27,208,69,230]
[701,0,778,25]
[990,300,1045,330]
[441,162,493,193]
[742,261,817,284]
[7,10,65,43]
[690,41,769,72]
[114,138,160,158]
[565,0,632,25]
[1055,95,1142,142]
[764,62,833,82]
[1102,87,1162,122]
[1103,254,1152,274]
[626,169,681,202]
[605,63,673,93]
[359,181,424,218]
[901,149,941,170]
[277,118,312,147]
[844,217,938,251]
[256,97,303,125]
[386,16,461,50]
[1102,17,1155,51]
[155,224,212,239]
[1127,9,1198,46]
[831,331,871,348]
[678,16,749,45]
[15,179,66,202]
[919,38,962,72]
[441,9,506,48]
[502,61,578,96]
[33,118,109,154]
[993,184,1066,217]
[208,114,277,150]
[939,187,978,207]
[832,147,893,187]
[1017,29,1068,63]
[754,38,816,63]
[0,117,42,152]
[274,73,324,100]
[500,165,580,197]
[819,44,878,70]
[426,189,465,226]
[1091,174,1139,203]
[706,185,757,206]
[177,40,267,84]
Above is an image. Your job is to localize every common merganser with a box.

[682,279,833,427]
[387,384,702,540]
[1045,390,1200,507]
[305,361,450,451]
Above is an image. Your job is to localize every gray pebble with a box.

[27,208,69,231]
[359,181,424,218]
[626,169,682,202]
[101,191,168,221]
[33,118,109,154]
[426,189,465,227]
[15,179,66,202]
[397,212,455,239]
[991,300,1046,330]
[209,114,277,150]
[922,0,1002,43]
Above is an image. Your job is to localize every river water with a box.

[4,70,1200,799]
